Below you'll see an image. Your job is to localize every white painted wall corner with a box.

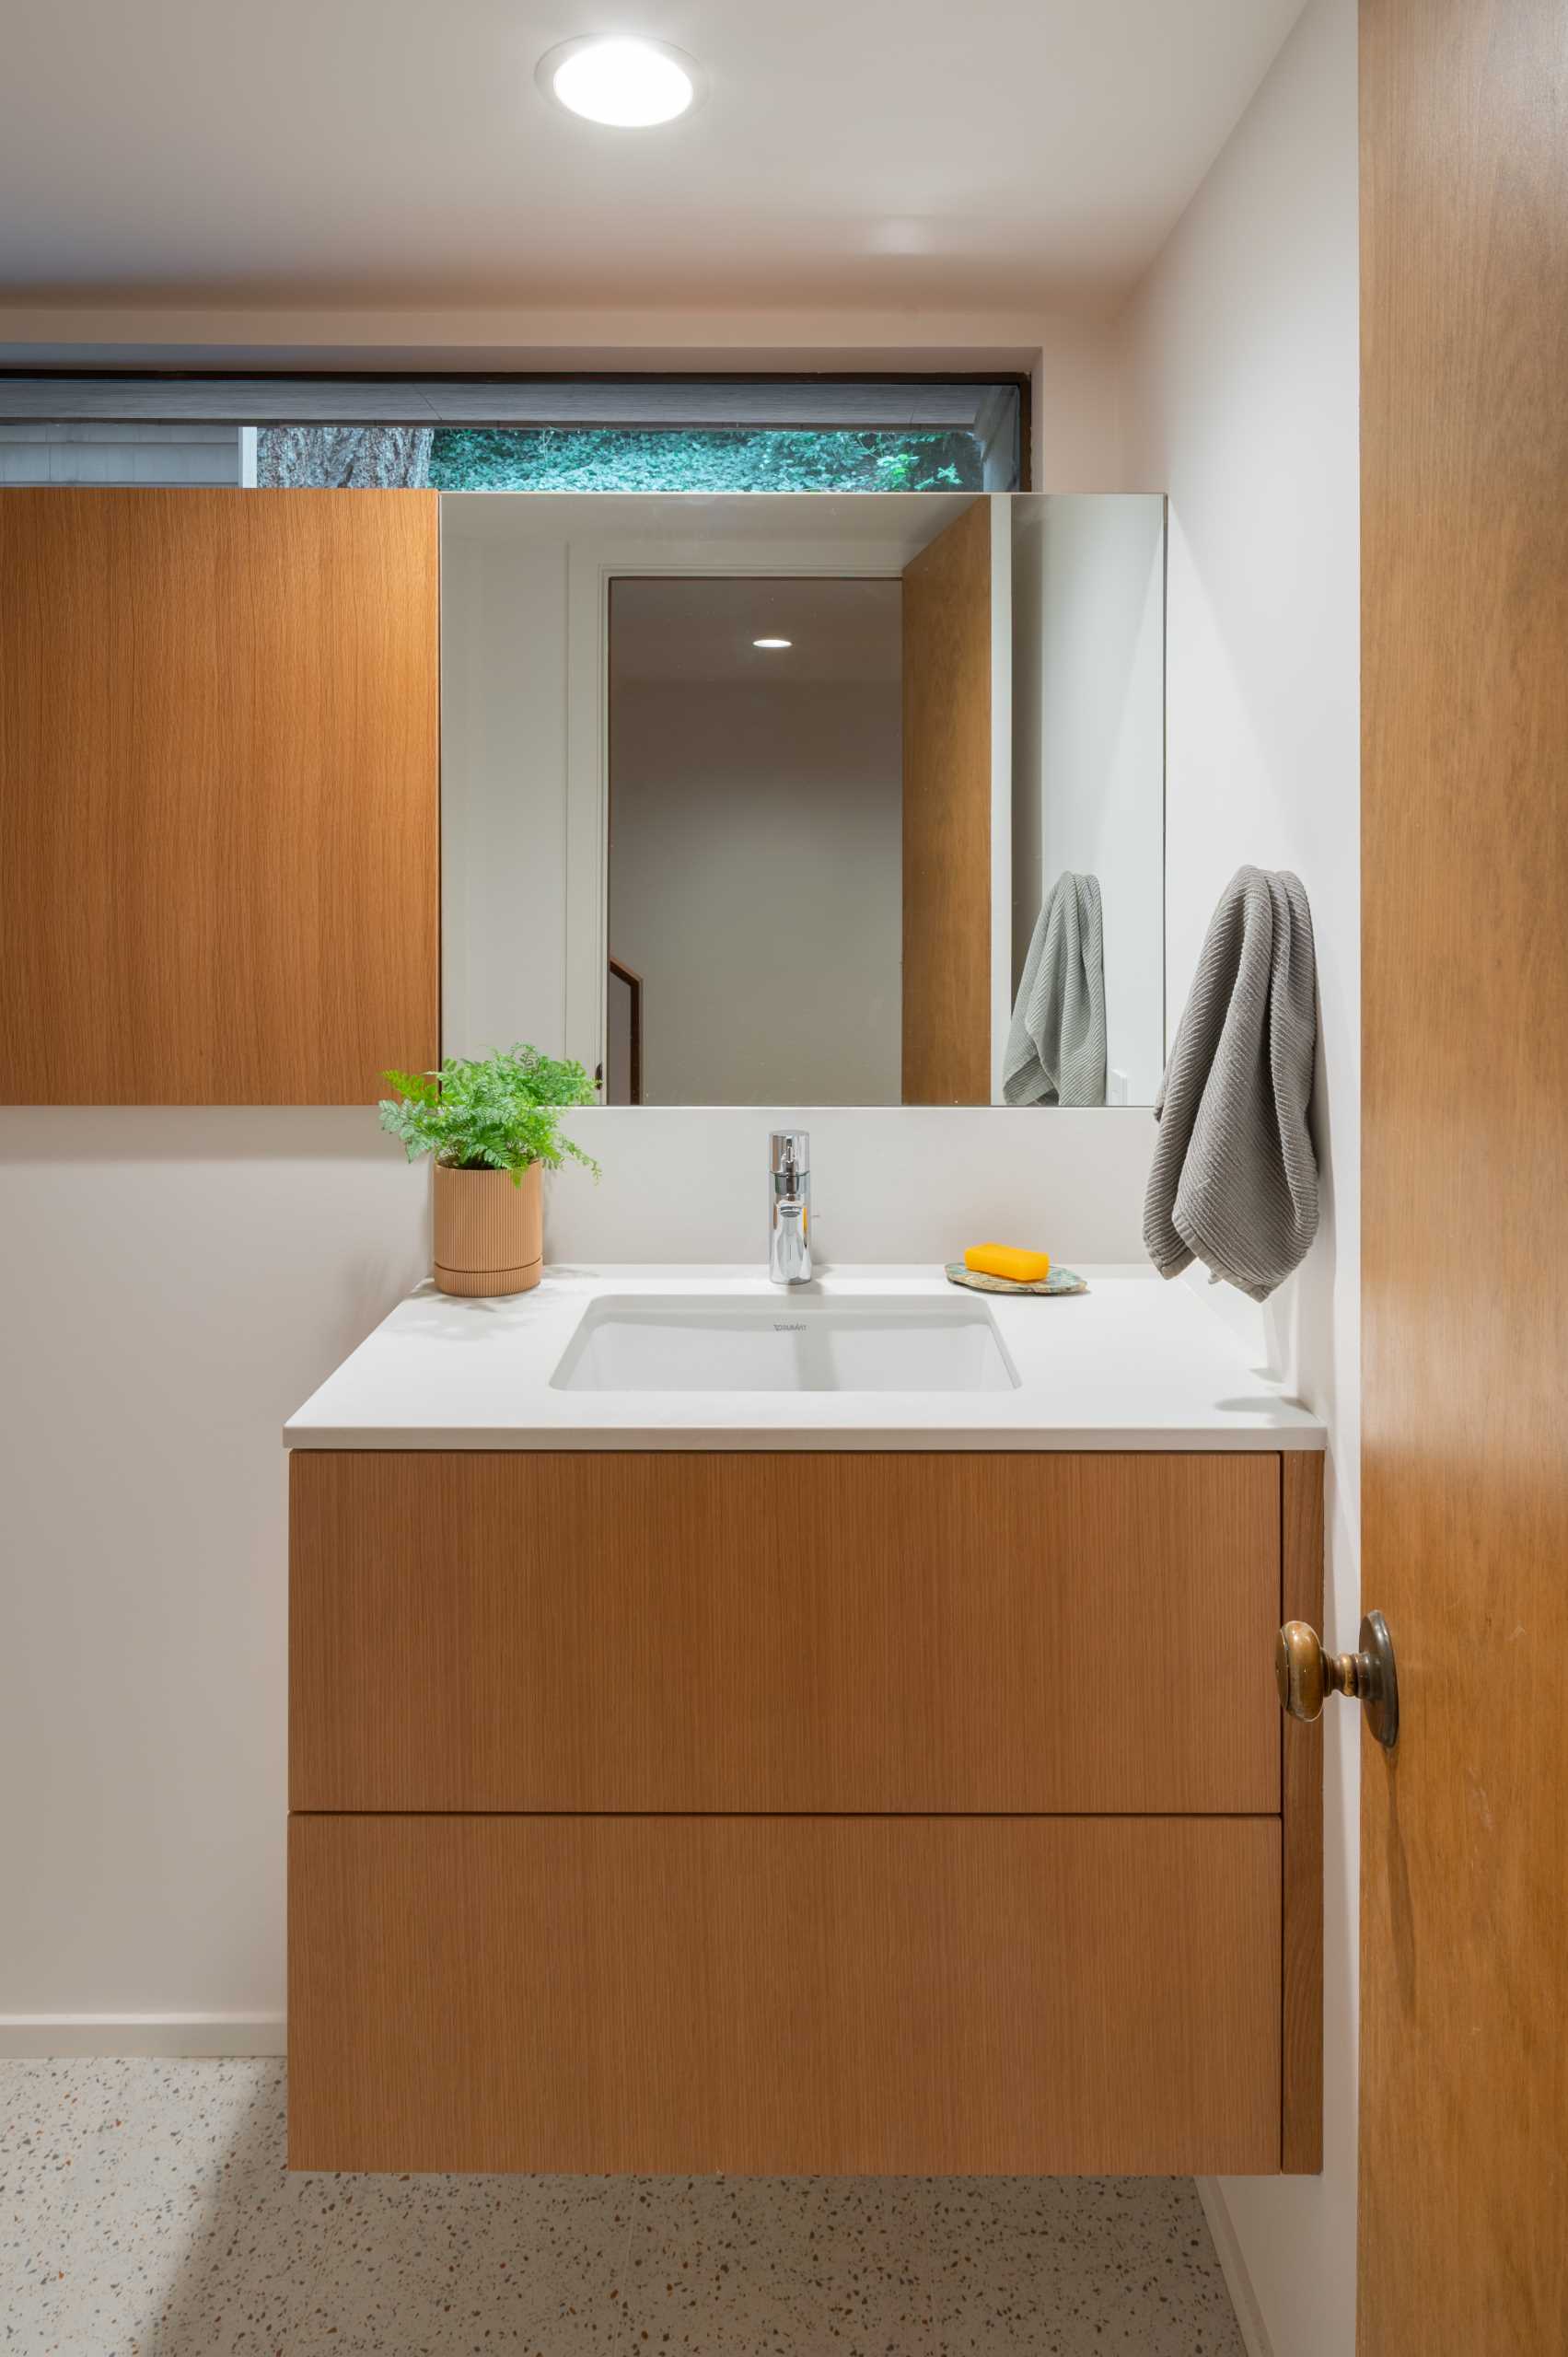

[1196,2178,1274,2357]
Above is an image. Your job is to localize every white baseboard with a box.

[1195,2177,1273,2357]
[0,2014,286,2059]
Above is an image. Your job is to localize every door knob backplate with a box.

[1275,1611,1400,1749]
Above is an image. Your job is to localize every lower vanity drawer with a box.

[288,1812,1283,2176]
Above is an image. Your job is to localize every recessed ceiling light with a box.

[753,637,792,649]
[537,36,702,128]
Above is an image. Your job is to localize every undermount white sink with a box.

[550,1292,1020,1394]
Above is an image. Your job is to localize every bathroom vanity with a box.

[285,1270,1323,2179]
[240,478,1319,2180]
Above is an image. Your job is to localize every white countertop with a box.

[284,1265,1325,1452]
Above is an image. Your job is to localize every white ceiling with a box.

[611,576,904,687]
[0,0,1307,314]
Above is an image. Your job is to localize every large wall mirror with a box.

[442,491,1165,1108]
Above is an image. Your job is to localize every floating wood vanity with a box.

[285,1275,1324,2179]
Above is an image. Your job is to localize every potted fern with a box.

[378,1046,598,1297]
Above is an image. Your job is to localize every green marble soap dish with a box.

[943,1261,1089,1297]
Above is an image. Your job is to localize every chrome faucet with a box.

[768,1130,812,1285]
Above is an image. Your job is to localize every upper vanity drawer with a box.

[289,1450,1281,1815]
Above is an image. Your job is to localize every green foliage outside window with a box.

[426,425,982,494]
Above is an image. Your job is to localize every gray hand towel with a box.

[1004,872,1106,1107]
[1144,866,1318,1300]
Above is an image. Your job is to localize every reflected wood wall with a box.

[901,498,993,1103]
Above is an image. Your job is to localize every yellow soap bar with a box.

[964,1242,1051,1284]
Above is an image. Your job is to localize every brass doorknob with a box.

[1275,1612,1400,1749]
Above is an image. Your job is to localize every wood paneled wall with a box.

[0,490,439,1103]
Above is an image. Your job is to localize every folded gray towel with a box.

[1144,866,1318,1300]
[1004,872,1106,1107]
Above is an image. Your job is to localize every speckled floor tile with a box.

[925,2176,1247,2355]
[619,2172,938,2353]
[1,2061,631,2354]
[1,2063,1246,2357]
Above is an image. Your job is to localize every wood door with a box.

[1360,0,1568,2345]
[289,1448,1283,1815]
[0,489,438,1103]
[901,498,994,1102]
[289,1812,1282,2175]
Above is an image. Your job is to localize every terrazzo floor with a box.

[1,2061,1246,2356]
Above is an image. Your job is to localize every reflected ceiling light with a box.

[753,636,792,649]
[537,36,701,127]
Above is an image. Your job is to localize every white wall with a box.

[611,678,902,1106]
[1119,0,1359,2349]
[1010,496,1167,1103]
[545,1105,1153,1267]
[438,526,572,1061]
[0,1112,427,2044]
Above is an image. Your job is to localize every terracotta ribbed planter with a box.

[433,1162,542,1297]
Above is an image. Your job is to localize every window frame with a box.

[0,370,1031,492]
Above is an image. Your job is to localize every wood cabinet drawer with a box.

[288,1812,1283,2175]
[289,1450,1281,1814]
